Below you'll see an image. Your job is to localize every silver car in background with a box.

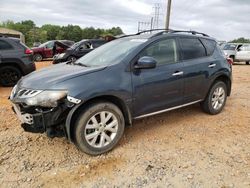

[235,44,250,65]
[223,43,243,61]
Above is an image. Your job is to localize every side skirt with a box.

[134,100,203,119]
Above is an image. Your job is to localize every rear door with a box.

[0,39,15,62]
[132,38,184,117]
[178,37,217,103]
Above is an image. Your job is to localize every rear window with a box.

[92,41,106,48]
[0,40,13,50]
[200,38,216,56]
[240,45,250,51]
[223,44,236,50]
[179,38,206,60]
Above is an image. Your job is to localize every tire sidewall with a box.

[0,66,21,87]
[74,102,125,155]
[34,54,42,62]
[207,81,227,114]
[67,56,76,62]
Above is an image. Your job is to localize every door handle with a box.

[172,71,184,76]
[208,63,216,68]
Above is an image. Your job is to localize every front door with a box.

[132,38,184,117]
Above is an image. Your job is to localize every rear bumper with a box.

[22,62,36,75]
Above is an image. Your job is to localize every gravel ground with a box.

[0,62,249,188]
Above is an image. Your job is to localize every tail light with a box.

[227,58,233,66]
[25,49,33,55]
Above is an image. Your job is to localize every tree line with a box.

[0,20,124,47]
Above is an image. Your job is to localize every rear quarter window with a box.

[0,40,13,50]
[200,38,216,56]
[179,38,206,60]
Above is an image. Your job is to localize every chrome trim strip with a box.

[134,100,203,119]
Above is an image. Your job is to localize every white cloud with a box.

[0,0,249,40]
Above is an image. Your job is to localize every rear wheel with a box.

[34,54,43,62]
[73,102,125,155]
[246,61,249,65]
[201,81,227,115]
[0,66,22,87]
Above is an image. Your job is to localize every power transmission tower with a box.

[138,21,153,32]
[153,3,161,29]
[165,0,172,30]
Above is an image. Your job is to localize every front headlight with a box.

[25,90,67,107]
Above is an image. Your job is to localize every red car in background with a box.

[32,40,74,61]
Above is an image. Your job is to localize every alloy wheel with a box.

[84,111,118,148]
[211,87,225,110]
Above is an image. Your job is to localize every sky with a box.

[0,0,249,41]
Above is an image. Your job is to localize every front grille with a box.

[16,88,42,99]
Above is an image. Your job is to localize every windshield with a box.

[39,41,53,48]
[76,38,146,67]
[223,44,236,50]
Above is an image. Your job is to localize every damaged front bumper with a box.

[11,101,72,138]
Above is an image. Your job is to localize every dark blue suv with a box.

[10,30,232,155]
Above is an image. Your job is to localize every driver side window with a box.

[141,39,178,65]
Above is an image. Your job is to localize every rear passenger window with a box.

[200,39,216,56]
[179,38,206,60]
[141,39,178,65]
[0,40,13,50]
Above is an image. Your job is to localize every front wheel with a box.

[201,81,227,115]
[67,56,77,62]
[73,102,125,155]
[246,61,249,65]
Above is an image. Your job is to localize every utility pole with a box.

[165,0,172,30]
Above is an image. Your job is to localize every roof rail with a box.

[119,29,209,39]
[170,30,209,37]
[119,29,172,39]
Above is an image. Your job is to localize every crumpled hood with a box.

[18,63,106,90]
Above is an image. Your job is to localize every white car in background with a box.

[223,43,243,61]
[235,44,250,65]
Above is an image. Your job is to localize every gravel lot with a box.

[0,62,249,188]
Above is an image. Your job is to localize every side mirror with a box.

[134,56,157,69]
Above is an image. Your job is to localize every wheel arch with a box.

[210,74,232,97]
[65,95,132,142]
[0,62,23,74]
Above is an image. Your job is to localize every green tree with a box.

[0,19,124,46]
[41,24,60,40]
[230,37,250,43]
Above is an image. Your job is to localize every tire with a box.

[67,56,77,62]
[246,61,249,65]
[0,66,22,87]
[73,101,125,155]
[34,54,43,62]
[229,55,235,63]
[201,81,227,115]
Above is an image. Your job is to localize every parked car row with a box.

[222,43,250,64]
[0,36,113,86]
[32,40,74,62]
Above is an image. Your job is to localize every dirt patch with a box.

[0,62,249,187]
